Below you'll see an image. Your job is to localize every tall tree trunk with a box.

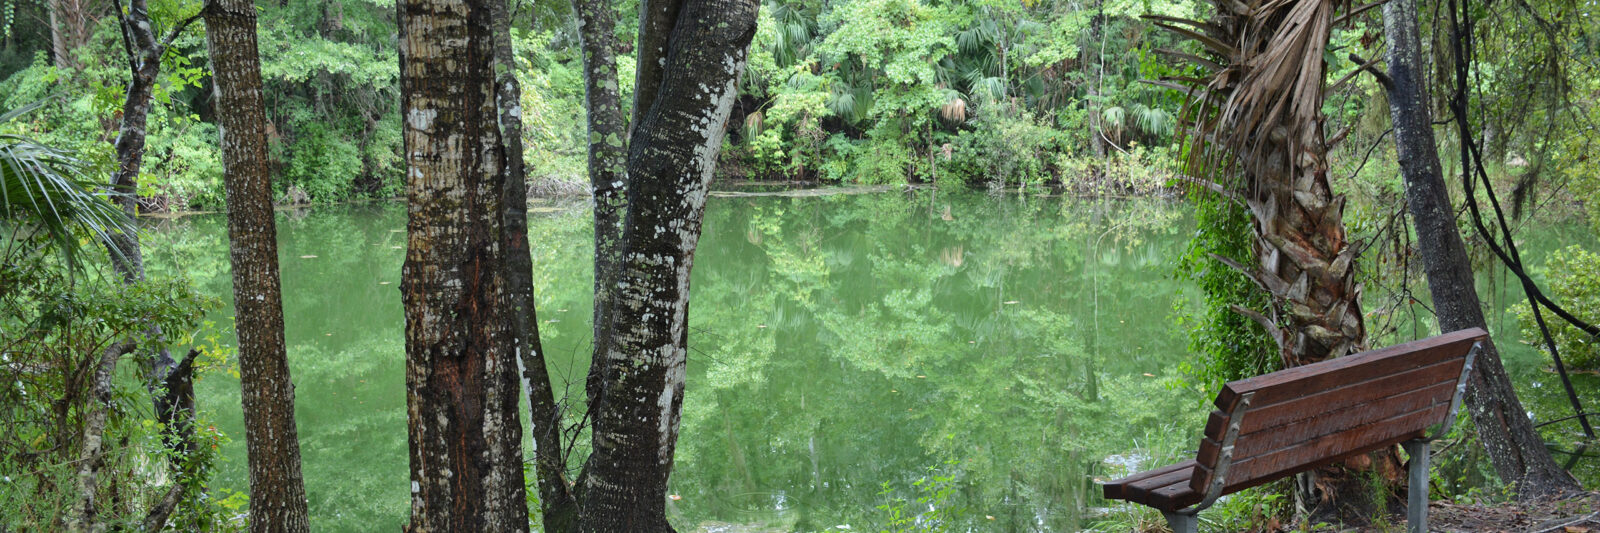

[577,0,757,529]
[576,0,630,415]
[1083,0,1105,158]
[1381,0,1581,499]
[48,0,71,71]
[105,2,200,382]
[489,0,579,529]
[398,0,530,530]
[205,1,312,530]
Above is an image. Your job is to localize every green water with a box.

[142,190,1595,531]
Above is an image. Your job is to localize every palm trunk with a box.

[1163,0,1396,524]
[578,0,757,529]
[1381,0,1580,499]
[489,0,579,529]
[398,0,530,529]
[205,1,312,531]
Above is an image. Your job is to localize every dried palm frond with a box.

[940,98,968,123]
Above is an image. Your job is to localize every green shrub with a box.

[1513,245,1600,369]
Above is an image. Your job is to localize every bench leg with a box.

[1403,439,1430,533]
[1162,510,1199,533]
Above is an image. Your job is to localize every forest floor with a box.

[1362,491,1600,532]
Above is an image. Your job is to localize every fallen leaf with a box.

[1142,373,1154,377]
[300,255,317,259]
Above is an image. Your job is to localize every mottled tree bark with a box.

[489,0,579,529]
[1382,0,1580,499]
[398,0,530,530]
[204,1,312,530]
[575,0,630,415]
[577,0,758,529]
[65,341,134,533]
[106,0,200,283]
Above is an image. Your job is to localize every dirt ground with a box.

[1368,491,1600,532]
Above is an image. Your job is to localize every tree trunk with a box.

[65,341,134,533]
[1381,0,1581,499]
[398,0,530,530]
[489,0,579,529]
[1170,1,1395,523]
[576,0,631,415]
[205,1,312,530]
[1083,0,1105,158]
[577,0,757,529]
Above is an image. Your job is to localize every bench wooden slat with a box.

[1219,404,1445,493]
[1103,460,1195,500]
[1148,476,1203,510]
[1196,358,1462,443]
[1213,328,1485,413]
[1192,379,1456,473]
[1234,358,1463,434]
[1118,463,1200,510]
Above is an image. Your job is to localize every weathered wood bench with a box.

[1102,328,1488,533]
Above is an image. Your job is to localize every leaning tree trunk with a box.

[1381,0,1580,499]
[488,0,578,529]
[205,1,312,531]
[576,0,758,529]
[398,0,530,530]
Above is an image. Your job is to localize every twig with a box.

[1531,511,1600,533]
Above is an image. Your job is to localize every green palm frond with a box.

[0,102,132,270]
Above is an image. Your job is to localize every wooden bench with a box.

[1102,328,1488,533]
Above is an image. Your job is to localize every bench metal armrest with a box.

[1427,341,1481,442]
[1174,390,1255,518]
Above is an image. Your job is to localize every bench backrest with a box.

[1189,328,1487,497]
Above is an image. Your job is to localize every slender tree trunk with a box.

[1083,0,1105,158]
[489,0,579,529]
[1381,0,1581,499]
[64,341,134,533]
[205,1,312,530]
[398,0,530,529]
[576,0,631,415]
[578,0,757,529]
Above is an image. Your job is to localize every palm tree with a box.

[1152,0,1395,523]
[0,101,132,270]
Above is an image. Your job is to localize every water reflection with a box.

[143,190,1594,531]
